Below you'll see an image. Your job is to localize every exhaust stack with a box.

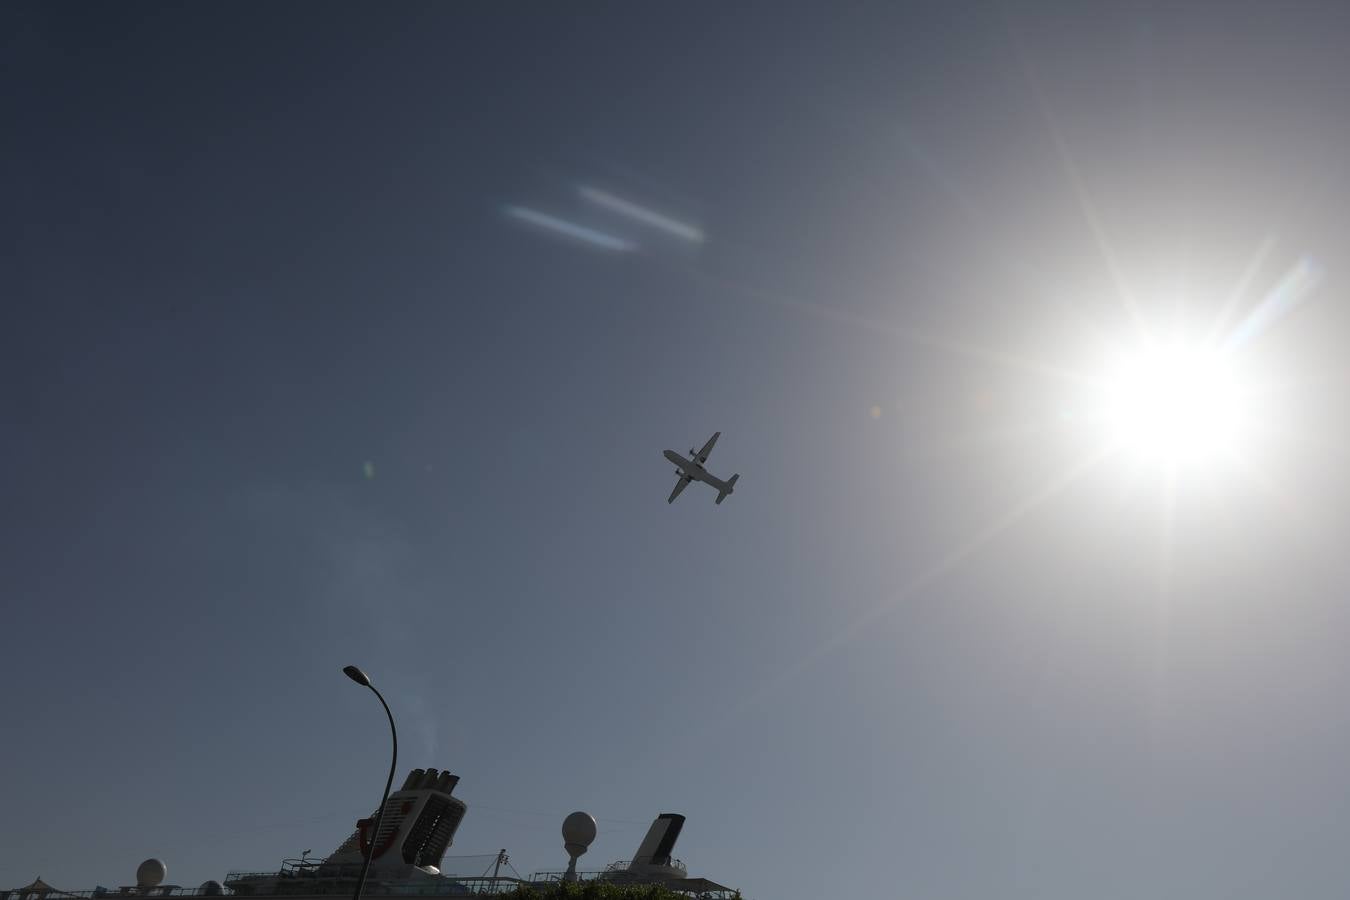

[327,767,468,874]
[626,814,686,877]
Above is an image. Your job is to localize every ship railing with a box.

[531,860,688,882]
[527,872,735,899]
[2,889,231,900]
[224,863,365,886]
[227,864,341,882]
[220,875,525,897]
[372,880,524,896]
[604,857,688,875]
[225,865,438,887]
[528,872,610,884]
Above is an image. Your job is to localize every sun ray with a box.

[889,122,1140,357]
[1224,442,1344,563]
[627,445,1115,779]
[1003,12,1148,341]
[892,124,1048,296]
[664,259,1097,388]
[733,445,1113,717]
[898,420,1064,467]
[1204,233,1278,347]
[1147,464,1178,753]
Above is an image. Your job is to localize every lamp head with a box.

[343,665,371,687]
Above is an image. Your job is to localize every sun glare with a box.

[1098,341,1249,466]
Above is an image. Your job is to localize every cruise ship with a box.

[2,767,741,900]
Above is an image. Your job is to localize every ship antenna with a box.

[491,850,507,882]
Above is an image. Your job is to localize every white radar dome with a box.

[136,860,167,888]
[561,811,597,849]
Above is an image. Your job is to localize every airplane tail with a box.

[715,473,739,505]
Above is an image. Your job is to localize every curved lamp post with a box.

[343,665,398,900]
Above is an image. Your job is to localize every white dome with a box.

[136,860,166,888]
[562,811,597,848]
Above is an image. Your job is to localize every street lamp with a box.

[343,665,398,900]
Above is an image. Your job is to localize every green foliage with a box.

[500,882,698,900]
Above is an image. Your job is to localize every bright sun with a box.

[1098,340,1250,466]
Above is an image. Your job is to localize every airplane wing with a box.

[695,431,720,464]
[668,476,692,504]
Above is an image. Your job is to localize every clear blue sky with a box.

[7,3,1350,899]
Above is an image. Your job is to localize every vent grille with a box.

[401,796,466,867]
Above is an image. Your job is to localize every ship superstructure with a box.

[3,767,740,900]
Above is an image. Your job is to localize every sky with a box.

[6,3,1350,899]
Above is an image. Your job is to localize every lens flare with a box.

[1224,257,1322,350]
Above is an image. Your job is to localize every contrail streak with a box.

[503,205,635,252]
[579,186,704,243]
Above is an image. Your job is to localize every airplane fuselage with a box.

[663,449,735,493]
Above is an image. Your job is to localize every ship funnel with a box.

[628,814,685,869]
[327,766,468,874]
